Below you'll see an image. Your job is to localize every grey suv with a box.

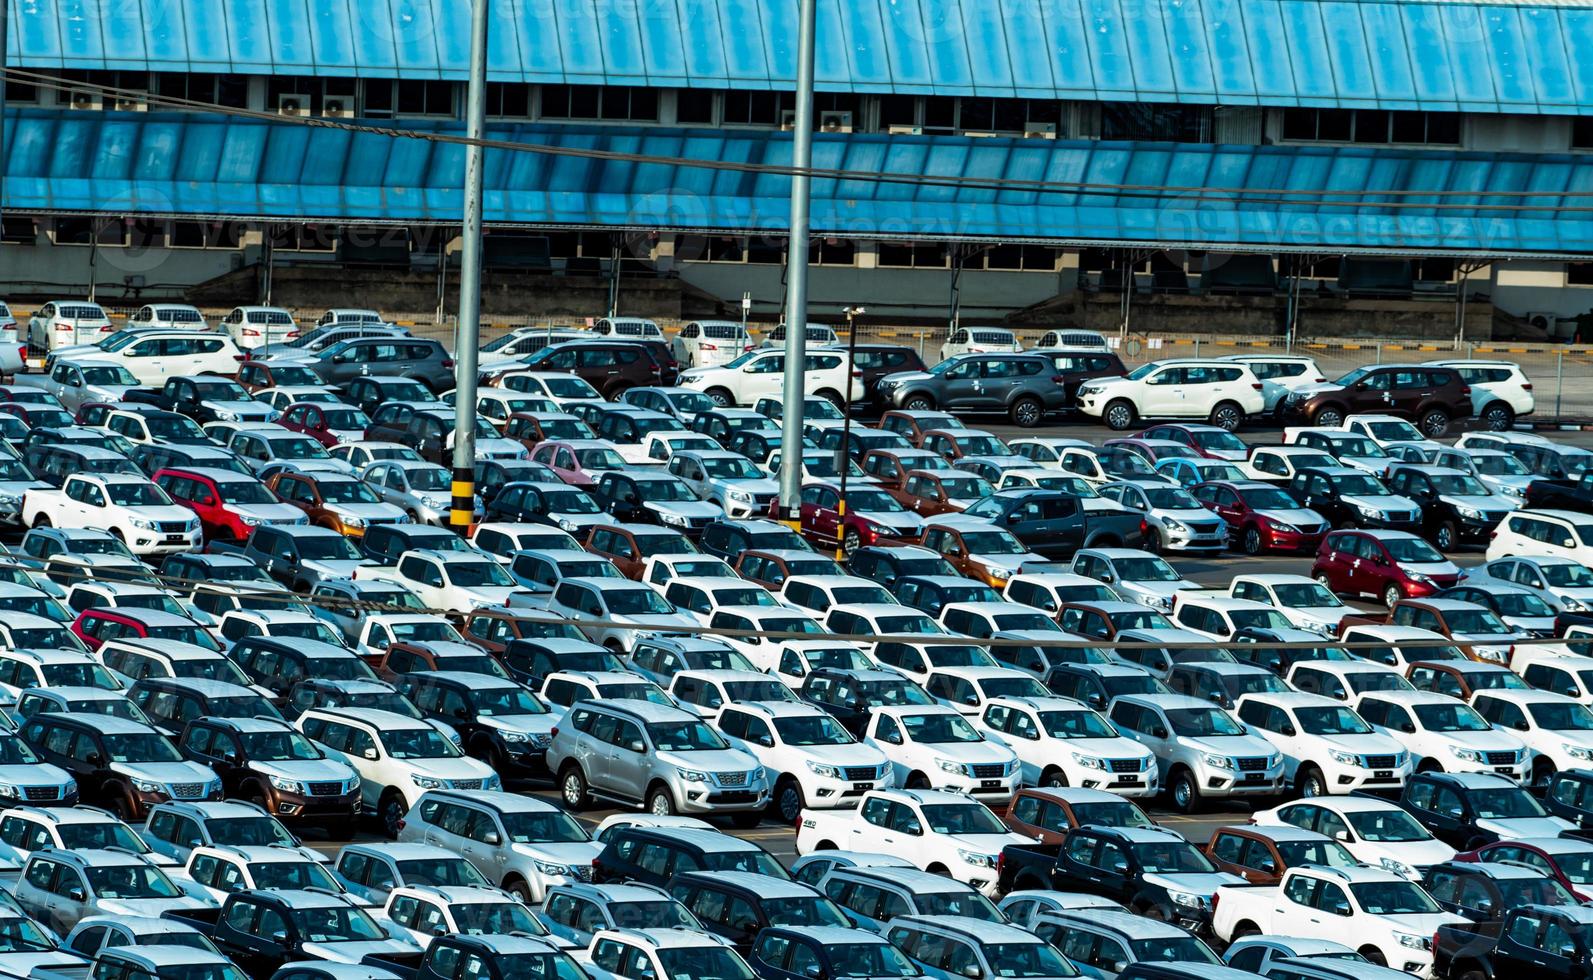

[546,700,768,825]
[876,354,1069,428]
[306,337,453,392]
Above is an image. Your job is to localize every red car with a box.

[1458,839,1593,902]
[277,402,373,448]
[792,480,926,553]
[1310,528,1463,607]
[151,467,305,542]
[71,608,219,652]
[526,440,627,487]
[1137,423,1250,461]
[1188,479,1331,555]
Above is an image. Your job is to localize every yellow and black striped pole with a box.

[449,0,489,536]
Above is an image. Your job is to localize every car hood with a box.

[1317,733,1406,755]
[801,744,889,767]
[405,757,496,781]
[613,612,699,631]
[97,895,215,919]
[711,477,779,495]
[972,553,1043,576]
[925,741,1017,764]
[1439,494,1513,513]
[1501,614,1557,634]
[1068,737,1154,760]
[203,399,275,418]
[455,585,528,607]
[1336,456,1389,475]
[547,512,607,534]
[510,840,602,866]
[85,384,139,401]
[301,938,420,964]
[109,761,215,785]
[1160,507,1219,523]
[251,758,358,783]
[1290,382,1346,399]
[325,502,405,521]
[231,502,307,523]
[1255,507,1326,527]
[1350,837,1456,870]
[857,509,926,533]
[1385,911,1469,934]
[1474,816,1575,839]
[655,747,761,771]
[1444,730,1526,752]
[1139,871,1245,897]
[879,370,935,386]
[944,832,1027,856]
[477,714,557,738]
[1125,580,1197,601]
[643,500,723,521]
[300,558,371,577]
[0,764,71,786]
[1340,493,1418,515]
[1202,449,1248,462]
[1183,735,1277,757]
[1404,561,1462,579]
[125,504,197,523]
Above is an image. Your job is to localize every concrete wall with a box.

[0,237,243,304]
[1075,291,1493,340]
[1489,261,1593,333]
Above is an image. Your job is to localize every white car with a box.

[1428,359,1536,431]
[716,700,893,823]
[177,843,345,903]
[666,668,798,723]
[974,695,1156,796]
[861,705,1019,804]
[922,664,1052,717]
[297,707,499,837]
[1172,594,1294,641]
[1340,624,1469,671]
[1256,795,1456,882]
[678,348,859,408]
[1342,414,1432,449]
[673,320,753,367]
[545,578,696,653]
[1218,354,1324,412]
[377,884,561,949]
[661,576,783,626]
[761,323,839,348]
[1001,573,1122,613]
[1069,548,1197,611]
[29,300,113,352]
[795,788,1027,896]
[22,474,199,556]
[1228,574,1351,635]
[396,790,600,903]
[220,306,300,349]
[779,574,897,615]
[1077,359,1265,432]
[126,304,208,332]
[706,605,827,662]
[1472,689,1593,786]
[1240,445,1343,483]
[357,549,528,611]
[1234,691,1411,796]
[1460,556,1593,614]
[1488,509,1593,566]
[94,331,246,385]
[0,301,15,343]
[1435,447,1536,502]
[940,327,1022,361]
[1005,437,1093,469]
[1356,690,1529,780]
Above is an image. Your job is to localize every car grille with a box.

[1362,755,1398,770]
[309,782,346,797]
[1236,758,1268,772]
[1187,522,1222,534]
[687,516,714,529]
[450,779,484,790]
[716,771,748,787]
[1392,512,1419,523]
[157,521,190,533]
[1298,522,1328,535]
[1109,759,1142,774]
[169,782,206,799]
[1485,751,1518,766]
[970,764,1006,779]
[844,766,879,781]
[752,494,776,510]
[23,786,57,801]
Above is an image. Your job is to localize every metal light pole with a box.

[776,0,818,531]
[449,0,489,535]
[1,0,8,239]
[835,305,863,559]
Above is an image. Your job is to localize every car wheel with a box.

[1314,572,1336,593]
[31,514,49,529]
[505,877,534,903]
[1312,407,1345,428]
[843,529,862,556]
[1382,582,1404,608]
[1482,403,1515,432]
[1142,528,1162,555]
[1419,408,1451,437]
[1299,765,1326,798]
[1010,397,1044,429]
[1534,758,1557,789]
[1040,768,1067,788]
[1208,400,1243,432]
[1169,768,1200,814]
[380,792,407,839]
[1243,526,1264,555]
[816,388,844,408]
[646,786,676,816]
[774,778,805,824]
[560,766,590,810]
[903,395,935,412]
[706,387,734,408]
[1436,520,1458,552]
[1360,948,1388,968]
[1103,399,1137,431]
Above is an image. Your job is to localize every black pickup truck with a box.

[165,889,416,976]
[209,524,369,592]
[1385,771,1571,850]
[1425,859,1579,961]
[1434,904,1593,980]
[1525,473,1593,514]
[125,375,274,425]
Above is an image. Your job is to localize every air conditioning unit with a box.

[1024,123,1058,139]
[1527,311,1561,331]
[66,89,98,111]
[887,125,923,136]
[819,111,853,134]
[322,98,354,119]
[277,95,306,117]
[112,96,148,112]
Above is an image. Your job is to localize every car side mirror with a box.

[903,820,923,836]
[882,732,902,745]
[1151,726,1169,739]
[802,963,824,980]
[1280,724,1297,737]
[270,929,289,945]
[960,966,982,980]
[483,831,501,846]
[1334,830,1351,842]
[86,753,104,767]
[627,739,645,753]
[362,747,379,760]
[1513,721,1530,731]
[1400,723,1416,734]
[66,886,86,902]
[757,735,774,748]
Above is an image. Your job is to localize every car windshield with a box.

[1270,583,1343,608]
[1100,449,1159,476]
[1132,842,1216,874]
[445,560,515,587]
[304,654,378,682]
[250,860,340,892]
[828,943,919,979]
[856,679,935,706]
[236,730,322,761]
[1166,707,1244,737]
[500,810,587,844]
[170,658,252,686]
[702,849,789,878]
[902,711,982,743]
[213,481,279,505]
[596,682,674,705]
[633,533,699,557]
[606,589,677,615]
[267,622,344,646]
[406,468,452,492]
[1445,609,1513,635]
[470,686,547,717]
[760,895,850,928]
[104,482,172,507]
[1424,473,1490,497]
[940,476,996,499]
[646,720,727,752]
[321,409,369,430]
[1329,436,1387,458]
[1139,485,1200,509]
[772,714,853,746]
[831,585,895,605]
[1110,557,1180,582]
[1274,839,1361,868]
[922,802,1007,835]
[724,680,795,703]
[631,479,696,503]
[450,902,549,938]
[394,857,490,888]
[56,820,149,853]
[1492,592,1555,617]
[265,437,332,461]
[609,898,699,930]
[799,648,873,671]
[379,727,462,759]
[1067,801,1155,829]
[11,627,86,652]
[147,416,206,440]
[203,694,282,721]
[207,816,295,848]
[79,365,140,386]
[1129,937,1220,965]
[146,624,222,650]
[85,864,183,899]
[873,615,940,635]
[296,536,363,561]
[39,661,119,688]
[1295,706,1373,735]
[1411,702,1491,732]
[293,905,388,943]
[1496,875,1578,910]
[316,480,379,504]
[1351,882,1440,915]
[992,612,1060,633]
[1345,808,1432,842]
[960,531,1027,556]
[390,622,466,643]
[979,676,1051,701]
[700,457,764,480]
[0,738,37,766]
[654,948,755,980]
[845,490,907,513]
[1473,454,1530,476]
[1383,538,1444,563]
[1472,787,1547,818]
[71,698,149,723]
[574,448,625,470]
[1229,609,1293,631]
[1037,707,1121,739]
[101,732,183,763]
[966,943,1073,979]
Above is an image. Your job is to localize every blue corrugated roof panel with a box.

[6,109,1592,255]
[9,0,1593,113]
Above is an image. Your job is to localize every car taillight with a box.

[1523,383,1534,391]
[550,727,559,739]
[1252,383,1263,390]
[1051,375,1066,385]
[53,323,71,331]
[98,325,113,332]
[1461,386,1471,397]
[441,359,455,369]
[242,328,261,337]
[701,344,718,351]
[395,818,406,832]
[233,355,246,362]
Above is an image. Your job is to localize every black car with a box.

[1384,465,1516,550]
[394,671,553,775]
[282,677,426,723]
[846,545,959,589]
[1227,628,1356,676]
[175,716,361,834]
[592,470,715,533]
[798,667,936,737]
[1169,662,1289,710]
[19,713,200,818]
[669,872,849,952]
[231,637,379,699]
[344,376,440,415]
[591,825,787,887]
[952,489,1115,559]
[473,458,560,504]
[1396,771,1552,849]
[749,925,922,980]
[1544,769,1593,839]
[1028,825,1232,930]
[482,480,604,526]
[849,344,928,410]
[126,677,283,737]
[813,426,914,464]
[1425,860,1576,925]
[1044,664,1169,712]
[893,575,1002,616]
[1286,466,1422,533]
[500,638,623,689]
[131,443,252,478]
[360,521,473,566]
[699,519,814,563]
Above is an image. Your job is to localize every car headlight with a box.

[1268,753,1282,768]
[935,758,965,775]
[213,410,238,421]
[410,775,445,789]
[1396,932,1431,950]
[131,778,162,794]
[1565,743,1593,761]
[269,776,305,794]
[343,515,366,529]
[534,861,574,877]
[1407,572,1433,585]
[1147,595,1173,610]
[659,512,688,527]
[956,850,997,868]
[0,784,19,798]
[677,768,709,783]
[1448,746,1485,763]
[1169,891,1205,909]
[1202,754,1234,770]
[1268,520,1300,534]
[1354,503,1382,518]
[1004,759,1020,776]
[1329,750,1361,767]
[239,514,264,527]
[806,761,842,780]
[1162,519,1186,533]
[1381,858,1414,878]
[129,516,157,530]
[448,731,462,748]
[1071,753,1108,771]
[499,730,530,744]
[1394,751,1408,766]
[483,774,501,791]
[728,489,752,503]
[1457,506,1483,521]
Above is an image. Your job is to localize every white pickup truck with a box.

[23,473,200,556]
[1210,864,1464,976]
[794,787,1027,897]
[355,548,532,611]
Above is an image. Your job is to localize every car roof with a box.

[1045,907,1191,940]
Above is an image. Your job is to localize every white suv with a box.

[1487,509,1593,566]
[973,695,1155,796]
[941,328,1022,361]
[861,705,1019,804]
[1428,359,1535,431]
[220,306,299,349]
[1355,691,1529,780]
[1218,354,1324,413]
[715,700,893,823]
[1234,691,1411,796]
[1254,795,1457,880]
[1076,359,1265,432]
[1471,689,1593,786]
[678,349,859,408]
[28,301,113,352]
[673,321,752,367]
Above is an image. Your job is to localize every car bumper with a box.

[1196,765,1285,797]
[132,784,224,817]
[802,769,896,808]
[0,784,78,807]
[268,786,363,822]
[125,529,202,555]
[1317,760,1413,794]
[1058,764,1159,797]
[925,771,1020,803]
[1448,756,1529,781]
[1162,525,1227,552]
[496,740,551,776]
[1258,526,1327,553]
[1352,516,1423,534]
[676,780,771,813]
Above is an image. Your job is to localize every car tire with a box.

[1169,767,1201,814]
[504,876,534,903]
[1435,520,1458,552]
[1534,758,1557,789]
[1481,402,1515,432]
[1360,948,1388,968]
[843,529,862,556]
[1142,529,1162,556]
[773,778,805,825]
[1039,767,1067,788]
[1298,765,1327,798]
[1419,408,1451,437]
[1311,406,1345,428]
[1009,397,1044,429]
[31,514,49,529]
[1243,526,1264,555]
[1103,399,1137,431]
[705,387,735,408]
[1382,582,1404,608]
[905,771,930,790]
[903,394,935,412]
[646,785,676,816]
[1314,572,1336,593]
[379,791,407,839]
[816,388,844,408]
[1208,400,1244,432]
[559,765,590,810]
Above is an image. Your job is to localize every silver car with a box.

[362,460,484,526]
[1098,479,1228,554]
[546,699,768,823]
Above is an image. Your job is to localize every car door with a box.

[935,359,983,410]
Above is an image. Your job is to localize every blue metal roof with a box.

[8,0,1593,114]
[4,110,1591,256]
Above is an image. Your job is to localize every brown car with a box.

[859,449,954,491]
[878,410,964,448]
[504,411,596,454]
[1406,659,1530,700]
[887,470,996,517]
[584,522,698,580]
[1205,824,1356,884]
[1283,364,1471,436]
[1388,598,1511,664]
[732,548,846,591]
[1001,787,1157,845]
[920,524,1033,588]
[266,471,401,538]
[528,341,671,399]
[369,640,510,683]
[920,428,1013,462]
[235,359,326,394]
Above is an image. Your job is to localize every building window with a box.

[1,218,36,244]
[922,96,956,134]
[984,244,1059,272]
[746,239,784,265]
[1284,108,1457,145]
[877,242,949,269]
[1569,263,1593,286]
[268,224,336,252]
[486,83,531,118]
[3,80,37,103]
[1574,118,1593,150]
[363,78,395,118]
[723,91,787,126]
[1411,257,1455,283]
[880,95,917,130]
[1101,103,1212,143]
[126,220,164,249]
[677,89,716,125]
[541,85,657,122]
[813,239,855,266]
[395,80,454,117]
